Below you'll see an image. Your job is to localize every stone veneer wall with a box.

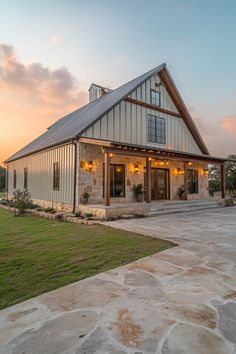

[77,143,209,205]
[30,198,73,212]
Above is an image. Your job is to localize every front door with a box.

[151,168,170,200]
[144,168,170,200]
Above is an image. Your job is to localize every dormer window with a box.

[151,89,161,106]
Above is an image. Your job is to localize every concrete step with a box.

[146,205,222,217]
[146,200,223,217]
[150,202,219,212]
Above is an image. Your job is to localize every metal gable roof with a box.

[5,63,166,163]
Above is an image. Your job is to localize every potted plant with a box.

[80,190,90,204]
[132,183,144,202]
[177,184,185,200]
[12,189,32,216]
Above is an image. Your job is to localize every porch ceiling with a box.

[79,137,226,164]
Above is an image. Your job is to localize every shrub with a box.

[27,203,40,209]
[132,183,144,196]
[84,212,93,219]
[44,207,56,214]
[177,185,185,200]
[75,211,81,217]
[12,189,32,215]
[225,197,234,207]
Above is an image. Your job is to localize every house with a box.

[4,63,226,216]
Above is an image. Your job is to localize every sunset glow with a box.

[1,0,236,163]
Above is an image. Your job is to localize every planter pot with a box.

[80,197,88,205]
[136,193,144,202]
[179,193,185,200]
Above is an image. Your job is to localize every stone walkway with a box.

[1,208,236,353]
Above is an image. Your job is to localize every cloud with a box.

[50,35,63,46]
[0,44,87,105]
[222,115,236,135]
[0,43,88,163]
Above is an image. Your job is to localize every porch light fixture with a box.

[176,168,184,176]
[188,162,193,166]
[203,168,209,176]
[109,153,113,158]
[80,160,94,172]
[134,164,141,174]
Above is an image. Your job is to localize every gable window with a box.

[24,168,28,189]
[147,115,166,144]
[188,169,198,194]
[53,162,60,190]
[103,164,125,197]
[151,89,161,106]
[13,169,17,189]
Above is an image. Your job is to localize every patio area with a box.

[1,207,236,353]
[79,197,224,219]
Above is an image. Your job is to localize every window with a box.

[151,89,161,106]
[13,169,17,189]
[103,164,125,197]
[53,162,60,190]
[24,168,28,189]
[188,169,198,194]
[147,115,166,144]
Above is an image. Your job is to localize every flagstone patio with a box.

[0,208,236,354]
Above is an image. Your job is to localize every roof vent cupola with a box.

[89,83,112,102]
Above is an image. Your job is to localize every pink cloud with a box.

[222,115,236,135]
[0,43,88,163]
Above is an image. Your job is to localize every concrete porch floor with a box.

[79,197,223,219]
[0,207,236,353]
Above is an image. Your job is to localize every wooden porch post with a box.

[104,152,110,206]
[221,164,225,198]
[146,157,151,203]
[183,162,188,200]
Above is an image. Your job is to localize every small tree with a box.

[225,154,236,195]
[12,189,32,216]
[0,166,6,192]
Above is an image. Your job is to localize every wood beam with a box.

[102,147,224,165]
[104,152,110,206]
[125,97,182,118]
[79,137,112,147]
[146,157,151,203]
[221,164,225,199]
[183,161,188,200]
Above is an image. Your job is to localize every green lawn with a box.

[0,208,173,309]
[0,192,5,199]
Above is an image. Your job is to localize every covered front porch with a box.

[78,198,224,219]
[78,138,226,209]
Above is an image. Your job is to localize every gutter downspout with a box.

[72,140,78,213]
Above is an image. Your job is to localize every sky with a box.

[0,0,236,164]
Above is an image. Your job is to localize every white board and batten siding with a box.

[82,73,202,155]
[8,144,75,204]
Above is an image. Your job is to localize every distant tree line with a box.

[0,166,6,192]
[209,154,236,195]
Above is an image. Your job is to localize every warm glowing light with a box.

[109,153,113,157]
[80,160,93,172]
[203,168,209,176]
[188,162,192,166]
[148,157,152,161]
[176,168,184,176]
[134,164,141,174]
[159,161,164,166]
